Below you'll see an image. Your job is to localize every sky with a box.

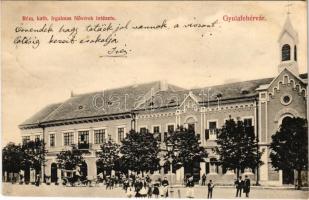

[1,1,307,144]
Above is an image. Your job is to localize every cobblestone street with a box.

[2,183,308,199]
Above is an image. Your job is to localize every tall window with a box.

[118,128,124,142]
[153,126,160,134]
[188,123,195,133]
[49,134,55,147]
[282,44,291,61]
[209,121,217,140]
[167,125,174,133]
[63,132,74,146]
[94,129,105,144]
[22,136,30,145]
[78,131,89,144]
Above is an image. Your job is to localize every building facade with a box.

[19,16,307,186]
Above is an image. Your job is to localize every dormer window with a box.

[282,44,291,61]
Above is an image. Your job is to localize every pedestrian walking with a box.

[243,175,251,198]
[201,174,206,186]
[235,176,243,197]
[207,180,214,199]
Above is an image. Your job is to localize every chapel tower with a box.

[277,15,299,75]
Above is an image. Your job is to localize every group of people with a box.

[234,175,251,198]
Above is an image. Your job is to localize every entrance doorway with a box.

[51,163,58,183]
[184,160,200,182]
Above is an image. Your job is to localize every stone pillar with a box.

[259,147,268,181]
[200,162,206,177]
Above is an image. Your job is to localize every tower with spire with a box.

[277,14,299,75]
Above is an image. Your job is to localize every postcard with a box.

[1,0,308,198]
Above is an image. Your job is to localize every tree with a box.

[21,139,47,174]
[2,142,24,181]
[96,139,120,176]
[270,117,308,189]
[56,145,84,171]
[166,126,207,175]
[216,117,263,177]
[120,130,160,175]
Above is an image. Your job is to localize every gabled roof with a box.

[19,81,184,126]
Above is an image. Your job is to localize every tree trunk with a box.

[297,169,302,190]
[236,168,240,178]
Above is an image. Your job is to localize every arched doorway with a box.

[80,162,88,177]
[280,115,295,185]
[51,163,58,183]
[185,116,197,133]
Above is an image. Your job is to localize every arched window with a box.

[294,45,297,61]
[282,44,291,61]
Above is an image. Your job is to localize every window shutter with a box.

[205,129,209,140]
[206,163,210,174]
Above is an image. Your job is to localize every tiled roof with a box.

[20,81,183,126]
[19,73,307,127]
[140,77,274,109]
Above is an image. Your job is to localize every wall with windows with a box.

[44,118,131,152]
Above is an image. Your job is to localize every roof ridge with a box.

[72,80,161,97]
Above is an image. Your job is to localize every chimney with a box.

[159,80,168,91]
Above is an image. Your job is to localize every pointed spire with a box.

[278,13,298,43]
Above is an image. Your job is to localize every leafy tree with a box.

[270,117,308,189]
[56,145,84,170]
[216,117,263,177]
[96,139,120,175]
[120,130,160,175]
[21,139,47,174]
[2,142,24,180]
[165,126,207,174]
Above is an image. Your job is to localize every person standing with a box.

[243,175,251,198]
[235,176,243,197]
[207,180,214,199]
[161,177,169,198]
[201,174,207,186]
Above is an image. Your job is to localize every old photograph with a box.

[1,0,308,198]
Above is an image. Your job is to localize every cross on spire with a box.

[286,1,293,15]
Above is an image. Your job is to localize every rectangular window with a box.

[34,135,40,141]
[49,134,55,147]
[208,121,217,140]
[118,128,124,142]
[78,131,89,144]
[94,129,105,144]
[167,125,174,133]
[244,118,253,127]
[22,136,30,145]
[140,127,147,134]
[63,132,74,146]
[153,126,160,134]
